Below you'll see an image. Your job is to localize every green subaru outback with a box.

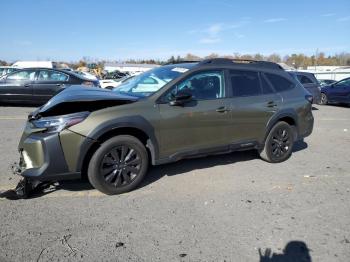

[14,58,314,196]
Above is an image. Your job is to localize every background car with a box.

[104,70,129,80]
[318,79,337,87]
[99,79,121,89]
[0,68,100,105]
[320,77,350,105]
[73,70,99,81]
[0,66,19,77]
[103,75,135,90]
[288,71,321,104]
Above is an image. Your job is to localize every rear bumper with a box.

[16,132,81,182]
[307,87,321,104]
[298,111,314,139]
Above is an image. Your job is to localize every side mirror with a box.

[169,89,193,106]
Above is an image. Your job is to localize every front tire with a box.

[88,135,149,195]
[260,121,294,163]
[320,93,328,105]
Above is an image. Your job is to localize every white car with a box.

[12,61,56,68]
[74,71,98,81]
[99,79,121,89]
[100,75,134,89]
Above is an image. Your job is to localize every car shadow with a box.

[140,140,308,189]
[259,241,312,262]
[1,141,308,200]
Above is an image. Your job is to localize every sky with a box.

[1,0,350,61]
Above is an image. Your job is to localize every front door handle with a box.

[216,106,231,113]
[267,101,277,108]
[24,84,30,87]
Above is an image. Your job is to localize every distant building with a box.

[299,66,350,81]
[104,63,159,74]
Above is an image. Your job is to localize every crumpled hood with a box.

[30,85,139,118]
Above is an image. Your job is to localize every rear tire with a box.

[260,121,294,163]
[320,93,328,105]
[88,135,148,195]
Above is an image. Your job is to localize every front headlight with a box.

[31,111,90,133]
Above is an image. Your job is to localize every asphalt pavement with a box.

[0,104,349,261]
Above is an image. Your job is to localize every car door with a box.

[157,70,232,158]
[32,69,69,103]
[226,70,282,144]
[0,69,36,102]
[330,78,350,102]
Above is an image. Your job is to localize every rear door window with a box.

[230,70,262,97]
[265,73,295,92]
[260,74,275,94]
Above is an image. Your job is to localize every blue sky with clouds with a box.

[1,0,349,61]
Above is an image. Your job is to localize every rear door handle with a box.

[216,106,231,113]
[267,101,277,108]
[24,84,31,87]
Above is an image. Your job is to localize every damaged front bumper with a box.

[15,129,81,182]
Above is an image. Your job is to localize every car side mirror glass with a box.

[169,89,193,106]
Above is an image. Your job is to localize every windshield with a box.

[113,63,196,97]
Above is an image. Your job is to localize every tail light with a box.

[305,95,313,104]
[82,81,94,87]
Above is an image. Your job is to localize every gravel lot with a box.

[0,104,349,261]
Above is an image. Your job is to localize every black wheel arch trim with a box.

[264,109,299,144]
[76,116,159,172]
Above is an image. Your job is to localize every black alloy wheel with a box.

[260,121,294,163]
[88,135,148,195]
[100,145,141,187]
[269,127,291,159]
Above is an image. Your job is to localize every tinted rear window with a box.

[297,75,314,84]
[230,70,261,97]
[265,73,295,92]
[261,74,274,94]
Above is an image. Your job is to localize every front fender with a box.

[75,116,159,172]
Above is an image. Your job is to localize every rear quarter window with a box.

[297,74,314,84]
[265,73,295,92]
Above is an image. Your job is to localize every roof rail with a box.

[198,58,283,70]
[164,60,200,65]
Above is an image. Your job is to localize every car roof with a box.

[10,67,94,81]
[169,58,283,71]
